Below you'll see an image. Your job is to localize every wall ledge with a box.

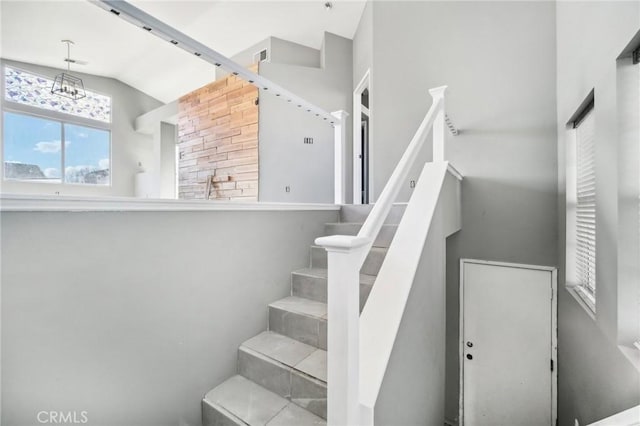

[0,194,340,212]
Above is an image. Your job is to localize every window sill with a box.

[0,193,341,212]
[567,284,596,320]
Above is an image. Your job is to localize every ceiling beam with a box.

[91,0,340,126]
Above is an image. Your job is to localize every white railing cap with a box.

[315,234,371,251]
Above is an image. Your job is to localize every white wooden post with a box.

[428,86,447,162]
[332,110,349,205]
[315,235,369,426]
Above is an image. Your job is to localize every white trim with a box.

[459,259,558,426]
[353,69,372,204]
[0,194,340,212]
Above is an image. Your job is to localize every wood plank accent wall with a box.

[177,67,259,200]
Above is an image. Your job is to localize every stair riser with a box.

[269,307,327,350]
[237,347,327,420]
[291,273,372,311]
[310,246,386,276]
[339,204,407,224]
[238,348,291,399]
[324,223,396,247]
[291,371,327,420]
[202,401,244,426]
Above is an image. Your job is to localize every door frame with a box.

[458,259,557,426]
[353,69,373,204]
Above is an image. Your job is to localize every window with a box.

[566,93,597,315]
[4,66,111,123]
[574,108,596,306]
[3,111,110,185]
[2,65,112,186]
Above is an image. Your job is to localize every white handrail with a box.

[317,87,447,255]
[316,86,457,425]
[357,87,446,246]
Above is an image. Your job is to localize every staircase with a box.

[202,204,406,426]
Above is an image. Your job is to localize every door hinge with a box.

[551,359,554,372]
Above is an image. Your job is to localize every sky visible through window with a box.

[3,111,110,184]
[4,66,111,123]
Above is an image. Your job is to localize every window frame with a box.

[1,64,112,187]
[565,91,597,317]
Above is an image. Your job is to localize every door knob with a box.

[466,354,473,360]
[466,341,473,348]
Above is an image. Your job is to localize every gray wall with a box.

[0,59,162,197]
[259,33,353,203]
[354,2,558,422]
[215,37,320,80]
[1,208,338,426]
[352,1,372,88]
[556,2,640,424]
[271,37,321,69]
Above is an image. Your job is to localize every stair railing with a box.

[316,86,456,425]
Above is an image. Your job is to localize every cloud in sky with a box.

[98,158,110,170]
[43,168,60,178]
[33,140,70,154]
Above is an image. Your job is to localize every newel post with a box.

[428,86,447,162]
[332,110,349,205]
[315,235,368,426]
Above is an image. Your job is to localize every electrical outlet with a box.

[285,186,290,193]
[410,180,416,188]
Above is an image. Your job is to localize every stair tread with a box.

[204,375,287,425]
[204,375,325,426]
[292,268,376,286]
[269,296,327,320]
[267,402,326,426]
[241,331,317,369]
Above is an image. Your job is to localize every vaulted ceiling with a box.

[0,0,366,103]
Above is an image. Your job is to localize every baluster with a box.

[316,235,368,425]
[429,86,447,162]
[332,110,349,205]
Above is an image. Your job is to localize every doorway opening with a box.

[353,70,371,204]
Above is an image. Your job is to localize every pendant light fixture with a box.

[51,40,86,101]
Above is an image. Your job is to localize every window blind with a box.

[575,108,596,300]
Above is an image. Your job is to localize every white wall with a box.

[159,122,177,199]
[556,2,640,424]
[259,33,353,203]
[354,2,559,422]
[0,59,162,197]
[0,207,338,426]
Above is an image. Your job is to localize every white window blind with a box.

[575,108,596,302]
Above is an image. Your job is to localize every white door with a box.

[461,260,556,426]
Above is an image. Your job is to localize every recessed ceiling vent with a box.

[254,49,269,63]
